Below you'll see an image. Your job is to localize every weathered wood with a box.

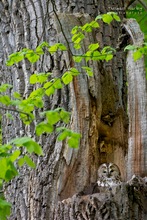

[54,176,147,220]
[0,0,130,219]
[124,19,147,179]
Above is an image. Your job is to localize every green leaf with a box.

[59,109,71,123]
[56,127,81,148]
[74,44,81,49]
[0,95,11,105]
[0,198,11,219]
[82,23,92,32]
[10,137,33,146]
[30,73,51,84]
[68,137,77,148]
[53,78,63,89]
[37,41,50,48]
[95,15,103,20]
[45,86,55,96]
[29,88,44,99]
[88,43,99,51]
[73,56,83,63]
[101,46,116,54]
[62,72,73,85]
[57,43,67,51]
[29,74,38,84]
[10,99,21,106]
[10,137,43,155]
[0,144,12,154]
[67,134,81,148]
[5,161,18,181]
[57,127,72,141]
[133,50,142,61]
[82,66,92,71]
[0,158,9,180]
[32,98,44,108]
[18,157,25,167]
[6,52,24,66]
[19,100,34,113]
[35,47,44,55]
[82,66,93,76]
[70,68,80,76]
[90,20,99,28]
[48,43,67,54]
[81,21,99,32]
[105,54,113,61]
[20,112,34,125]
[71,26,79,34]
[0,84,12,93]
[113,13,121,22]
[48,44,58,54]
[84,51,93,62]
[13,92,22,100]
[35,42,50,54]
[24,141,43,155]
[43,81,52,89]
[24,155,36,168]
[91,51,101,61]
[46,111,60,125]
[139,47,147,54]
[25,51,40,63]
[30,72,50,84]
[10,150,20,162]
[57,130,70,141]
[124,45,137,51]
[36,122,54,136]
[102,14,113,24]
[72,33,85,44]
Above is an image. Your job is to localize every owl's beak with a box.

[107,173,111,178]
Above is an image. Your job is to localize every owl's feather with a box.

[97,163,122,187]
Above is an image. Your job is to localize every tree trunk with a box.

[124,19,147,179]
[0,0,146,219]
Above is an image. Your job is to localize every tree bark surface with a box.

[54,176,147,220]
[124,19,147,179]
[0,0,133,219]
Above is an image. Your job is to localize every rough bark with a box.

[53,176,147,220]
[124,19,147,179]
[0,0,141,219]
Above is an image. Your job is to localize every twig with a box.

[0,106,30,116]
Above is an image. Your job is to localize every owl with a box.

[97,163,122,187]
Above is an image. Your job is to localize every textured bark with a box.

[53,176,147,220]
[0,0,144,219]
[124,19,147,179]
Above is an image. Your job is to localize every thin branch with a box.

[0,106,30,116]
[50,0,73,57]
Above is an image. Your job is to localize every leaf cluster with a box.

[124,43,147,61]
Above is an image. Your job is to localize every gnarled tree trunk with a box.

[0,0,146,219]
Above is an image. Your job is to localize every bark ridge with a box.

[54,176,147,220]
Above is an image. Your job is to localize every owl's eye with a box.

[110,170,114,173]
[103,171,106,173]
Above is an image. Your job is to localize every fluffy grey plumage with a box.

[97,163,122,187]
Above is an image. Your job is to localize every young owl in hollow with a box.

[97,163,122,187]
